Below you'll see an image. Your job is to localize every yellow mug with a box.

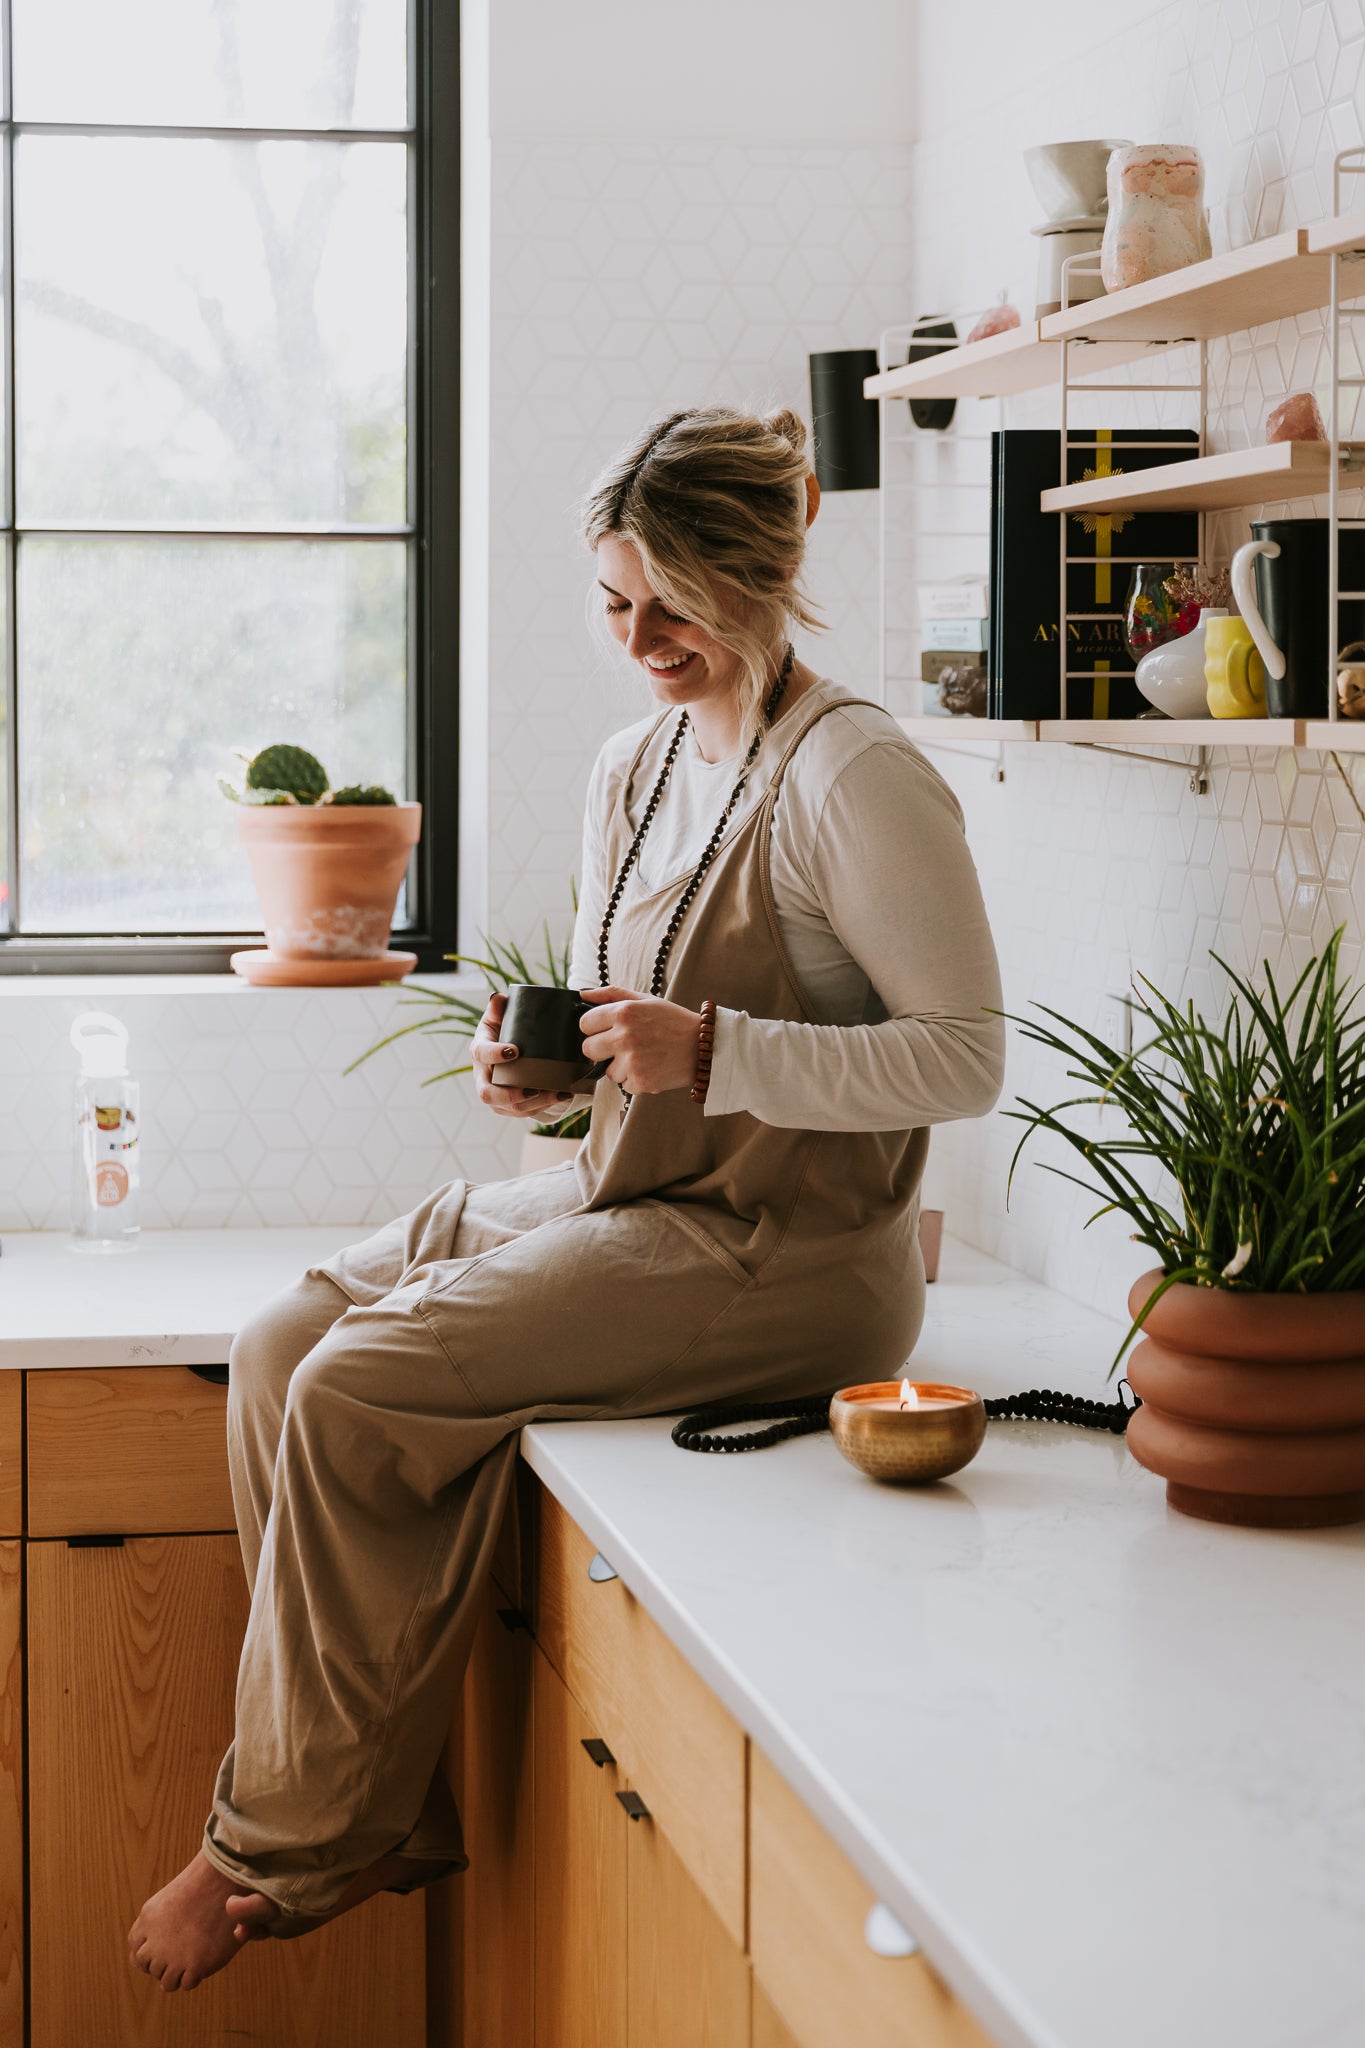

[1204,615,1267,718]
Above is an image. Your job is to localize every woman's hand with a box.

[470,992,577,1121]
[580,985,701,1096]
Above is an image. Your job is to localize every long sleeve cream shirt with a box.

[568,678,1005,1133]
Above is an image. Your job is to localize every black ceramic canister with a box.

[1250,519,1365,718]
[809,349,880,492]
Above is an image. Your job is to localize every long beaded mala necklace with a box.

[671,1383,1140,1453]
[597,642,795,1103]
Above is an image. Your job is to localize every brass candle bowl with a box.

[830,1381,986,1485]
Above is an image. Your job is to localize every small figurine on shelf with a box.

[938,662,988,717]
[1337,641,1365,719]
[1100,144,1211,292]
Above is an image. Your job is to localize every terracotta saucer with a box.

[229,949,419,988]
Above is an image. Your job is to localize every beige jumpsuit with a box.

[202,695,933,1918]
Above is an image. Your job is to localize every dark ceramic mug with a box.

[491,984,605,1094]
[1231,520,1365,718]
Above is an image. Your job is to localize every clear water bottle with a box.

[70,1012,140,1252]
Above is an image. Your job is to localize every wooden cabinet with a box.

[530,1638,748,2048]
[427,1579,535,2048]
[0,1546,20,2048]
[17,1364,424,2047]
[749,1748,995,2048]
[26,1367,236,1537]
[536,1485,747,1945]
[626,1785,751,2048]
[533,1645,629,2048]
[437,1477,1002,2048]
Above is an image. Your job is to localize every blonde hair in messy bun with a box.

[581,405,823,748]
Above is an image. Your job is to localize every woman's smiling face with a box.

[596,533,740,716]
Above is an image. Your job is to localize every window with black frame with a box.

[0,0,454,974]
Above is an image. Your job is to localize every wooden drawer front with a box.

[749,1748,997,2048]
[535,1485,746,1946]
[27,1368,235,1537]
[0,1381,20,1540]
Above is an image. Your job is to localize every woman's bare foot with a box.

[228,1852,423,1944]
[128,1852,252,1992]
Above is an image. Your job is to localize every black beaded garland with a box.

[672,1382,1139,1453]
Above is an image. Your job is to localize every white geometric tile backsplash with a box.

[911,0,1365,1318]
[4,0,1365,1314]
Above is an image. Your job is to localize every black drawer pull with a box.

[496,1607,530,1634]
[615,1790,650,1821]
[581,1738,615,1768]
[67,1534,126,1549]
[189,1365,230,1387]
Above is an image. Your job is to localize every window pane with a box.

[18,136,408,528]
[17,538,408,934]
[13,0,408,130]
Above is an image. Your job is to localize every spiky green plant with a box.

[219,743,330,805]
[328,784,396,806]
[346,892,592,1140]
[1004,929,1365,1370]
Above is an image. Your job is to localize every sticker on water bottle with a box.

[95,1163,129,1206]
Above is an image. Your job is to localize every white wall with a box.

[490,0,917,143]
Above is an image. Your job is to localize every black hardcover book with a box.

[988,428,1200,720]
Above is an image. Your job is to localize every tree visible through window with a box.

[0,0,415,945]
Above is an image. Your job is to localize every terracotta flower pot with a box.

[1124,1269,1365,1528]
[233,801,422,986]
[518,1132,583,1175]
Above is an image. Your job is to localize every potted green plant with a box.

[346,901,592,1173]
[1006,929,1365,1528]
[220,744,422,988]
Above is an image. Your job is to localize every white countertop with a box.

[3,1223,1362,2048]
[0,1226,364,1367]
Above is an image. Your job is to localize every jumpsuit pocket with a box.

[645,1199,752,1288]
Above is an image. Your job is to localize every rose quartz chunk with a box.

[1266,391,1326,443]
[965,304,1021,344]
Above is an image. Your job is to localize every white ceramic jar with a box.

[1101,144,1211,292]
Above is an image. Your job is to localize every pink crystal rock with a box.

[1266,391,1326,443]
[965,304,1021,344]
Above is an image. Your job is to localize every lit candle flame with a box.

[899,1379,918,1411]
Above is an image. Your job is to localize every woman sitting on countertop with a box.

[129,402,1005,1989]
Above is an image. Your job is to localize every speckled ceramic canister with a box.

[1100,145,1211,292]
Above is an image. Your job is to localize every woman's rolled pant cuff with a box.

[198,1826,303,1919]
[381,1848,470,1894]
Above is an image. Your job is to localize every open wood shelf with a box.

[1040,228,1331,346]
[898,716,1359,749]
[1303,720,1365,750]
[1037,717,1303,746]
[865,217,1365,405]
[1038,438,1365,516]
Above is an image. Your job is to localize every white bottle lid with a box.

[70,1012,130,1077]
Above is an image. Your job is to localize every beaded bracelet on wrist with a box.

[691,998,717,1104]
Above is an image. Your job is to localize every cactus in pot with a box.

[222,742,419,986]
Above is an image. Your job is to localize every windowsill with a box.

[0,969,485,998]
